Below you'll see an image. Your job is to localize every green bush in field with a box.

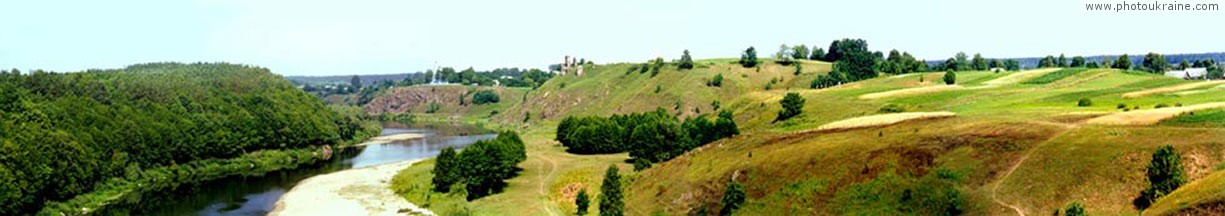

[1078,98,1093,107]
[943,70,956,85]
[472,90,500,104]
[1064,202,1086,216]
[776,92,805,122]
[576,189,590,215]
[720,180,746,216]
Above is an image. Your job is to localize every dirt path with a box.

[990,121,1079,216]
[534,151,561,216]
[270,159,432,216]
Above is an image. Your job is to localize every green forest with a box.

[0,63,377,214]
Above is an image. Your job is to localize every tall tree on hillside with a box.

[954,52,969,71]
[599,165,624,216]
[678,50,695,70]
[1114,54,1132,70]
[1039,55,1057,68]
[431,147,460,192]
[971,53,988,71]
[791,45,809,60]
[1071,56,1086,67]
[775,44,795,63]
[1143,52,1168,73]
[576,189,591,215]
[810,47,825,61]
[828,39,876,80]
[1137,145,1187,209]
[1057,54,1068,67]
[350,75,362,88]
[739,47,759,68]
[1005,59,1021,71]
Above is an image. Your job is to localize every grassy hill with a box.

[379,58,1225,215]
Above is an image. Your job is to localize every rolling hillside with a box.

[376,58,1225,215]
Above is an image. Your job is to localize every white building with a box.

[1164,68,1208,80]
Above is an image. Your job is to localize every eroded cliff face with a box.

[363,85,524,117]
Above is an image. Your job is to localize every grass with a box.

[1145,170,1225,216]
[1160,108,1225,127]
[380,58,1225,215]
[1122,80,1225,98]
[1021,68,1091,84]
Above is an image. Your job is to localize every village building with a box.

[1164,68,1208,80]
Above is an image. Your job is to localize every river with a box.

[125,123,495,216]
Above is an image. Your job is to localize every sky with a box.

[1,0,1221,76]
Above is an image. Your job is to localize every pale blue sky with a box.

[1,0,1221,76]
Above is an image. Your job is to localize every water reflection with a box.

[126,123,494,216]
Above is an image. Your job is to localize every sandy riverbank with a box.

[269,159,434,216]
[353,133,426,147]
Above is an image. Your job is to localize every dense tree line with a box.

[556,109,738,168]
[0,63,374,214]
[430,131,527,200]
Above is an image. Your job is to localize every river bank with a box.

[270,159,434,216]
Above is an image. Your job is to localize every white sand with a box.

[817,111,957,130]
[354,133,426,147]
[270,159,434,216]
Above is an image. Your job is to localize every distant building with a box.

[1164,68,1208,80]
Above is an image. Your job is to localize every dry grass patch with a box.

[858,85,965,99]
[1121,80,1225,98]
[815,111,957,130]
[982,68,1062,85]
[1086,102,1225,125]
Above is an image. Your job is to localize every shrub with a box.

[879,104,906,113]
[1155,103,1169,108]
[471,90,500,104]
[1077,98,1093,107]
[707,74,724,87]
[576,189,590,215]
[1117,103,1127,109]
[942,70,956,85]
[776,92,805,122]
[1136,145,1187,209]
[426,102,442,113]
[599,165,624,216]
[719,181,745,216]
[1064,202,1086,216]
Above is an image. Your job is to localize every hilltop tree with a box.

[1039,55,1057,68]
[776,92,805,122]
[1137,145,1186,209]
[1114,54,1132,70]
[954,52,970,71]
[791,45,809,60]
[350,75,362,88]
[1057,54,1068,67]
[720,180,746,216]
[576,189,590,215]
[971,53,988,71]
[810,47,826,61]
[828,38,877,80]
[739,47,759,68]
[775,44,795,64]
[599,165,624,216]
[1071,56,1086,67]
[1143,52,1168,73]
[942,58,959,72]
[1005,59,1021,71]
[678,50,694,70]
[1179,59,1190,70]
[431,147,461,192]
[990,59,1005,70]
